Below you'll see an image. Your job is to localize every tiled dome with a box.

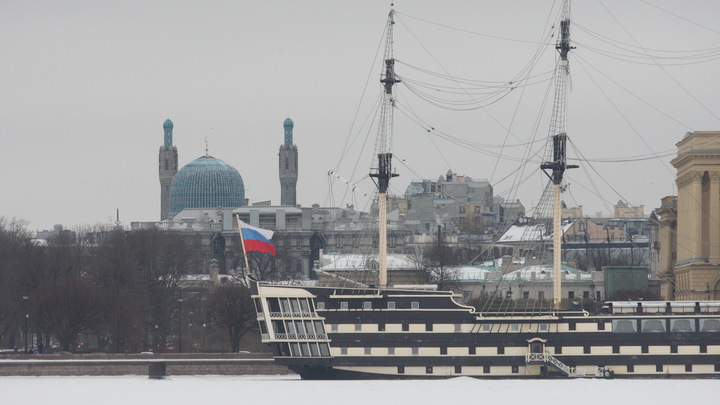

[169,155,245,215]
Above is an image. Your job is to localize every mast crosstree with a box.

[370,9,400,288]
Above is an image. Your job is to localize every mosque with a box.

[158,118,297,220]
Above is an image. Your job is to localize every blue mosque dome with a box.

[163,119,174,130]
[283,118,294,128]
[168,155,245,215]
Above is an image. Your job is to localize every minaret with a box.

[279,117,298,206]
[159,119,178,220]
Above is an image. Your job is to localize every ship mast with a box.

[370,9,400,288]
[540,0,577,310]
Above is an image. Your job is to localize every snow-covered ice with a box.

[0,374,715,405]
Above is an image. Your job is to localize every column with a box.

[710,172,720,263]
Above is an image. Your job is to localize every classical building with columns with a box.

[665,131,720,300]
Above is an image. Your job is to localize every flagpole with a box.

[236,215,251,274]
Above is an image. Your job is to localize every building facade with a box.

[669,131,720,300]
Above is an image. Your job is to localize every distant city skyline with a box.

[1,1,719,230]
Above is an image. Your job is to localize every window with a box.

[656,364,663,372]
[340,301,349,310]
[398,366,405,374]
[701,344,707,353]
[597,321,605,331]
[340,347,348,355]
[700,319,720,332]
[459,206,465,214]
[454,324,462,332]
[426,366,433,374]
[671,344,678,354]
[568,291,575,300]
[319,344,330,357]
[316,301,325,310]
[510,324,519,331]
[455,365,462,374]
[555,345,562,354]
[612,319,637,333]
[642,345,649,354]
[483,365,490,374]
[642,319,666,333]
[568,322,576,331]
[387,301,396,309]
[402,322,409,332]
[411,301,420,309]
[440,347,447,355]
[512,365,519,373]
[363,301,372,310]
[355,324,362,331]
[685,364,692,372]
[378,323,385,332]
[474,206,481,214]
[583,345,590,354]
[364,347,371,355]
[583,291,590,299]
[497,346,505,354]
[523,291,529,300]
[671,319,694,332]
[612,345,619,354]
[426,323,433,331]
[388,347,395,355]
[538,291,545,301]
[469,346,476,355]
[627,364,634,373]
[539,323,549,331]
[412,347,419,355]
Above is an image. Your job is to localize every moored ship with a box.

[249,2,720,379]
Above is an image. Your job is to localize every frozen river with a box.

[0,375,715,405]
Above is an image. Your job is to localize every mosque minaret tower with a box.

[279,118,298,206]
[159,119,178,220]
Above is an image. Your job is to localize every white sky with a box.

[1,0,719,231]
[1,375,718,405]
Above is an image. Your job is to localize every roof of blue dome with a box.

[283,117,294,128]
[163,119,174,129]
[169,155,245,214]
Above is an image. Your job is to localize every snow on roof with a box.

[320,254,416,271]
[497,220,575,243]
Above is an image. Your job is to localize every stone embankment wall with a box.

[0,353,293,376]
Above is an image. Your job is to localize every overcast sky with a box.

[2,0,719,231]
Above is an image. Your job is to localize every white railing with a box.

[271,333,328,341]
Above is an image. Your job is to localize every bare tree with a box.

[33,278,102,352]
[206,283,257,352]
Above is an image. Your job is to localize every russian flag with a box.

[238,220,276,256]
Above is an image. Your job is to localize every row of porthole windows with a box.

[316,301,420,310]
[338,344,714,356]
[397,364,720,375]
[397,365,517,375]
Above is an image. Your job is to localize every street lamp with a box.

[177,296,184,353]
[22,294,28,354]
